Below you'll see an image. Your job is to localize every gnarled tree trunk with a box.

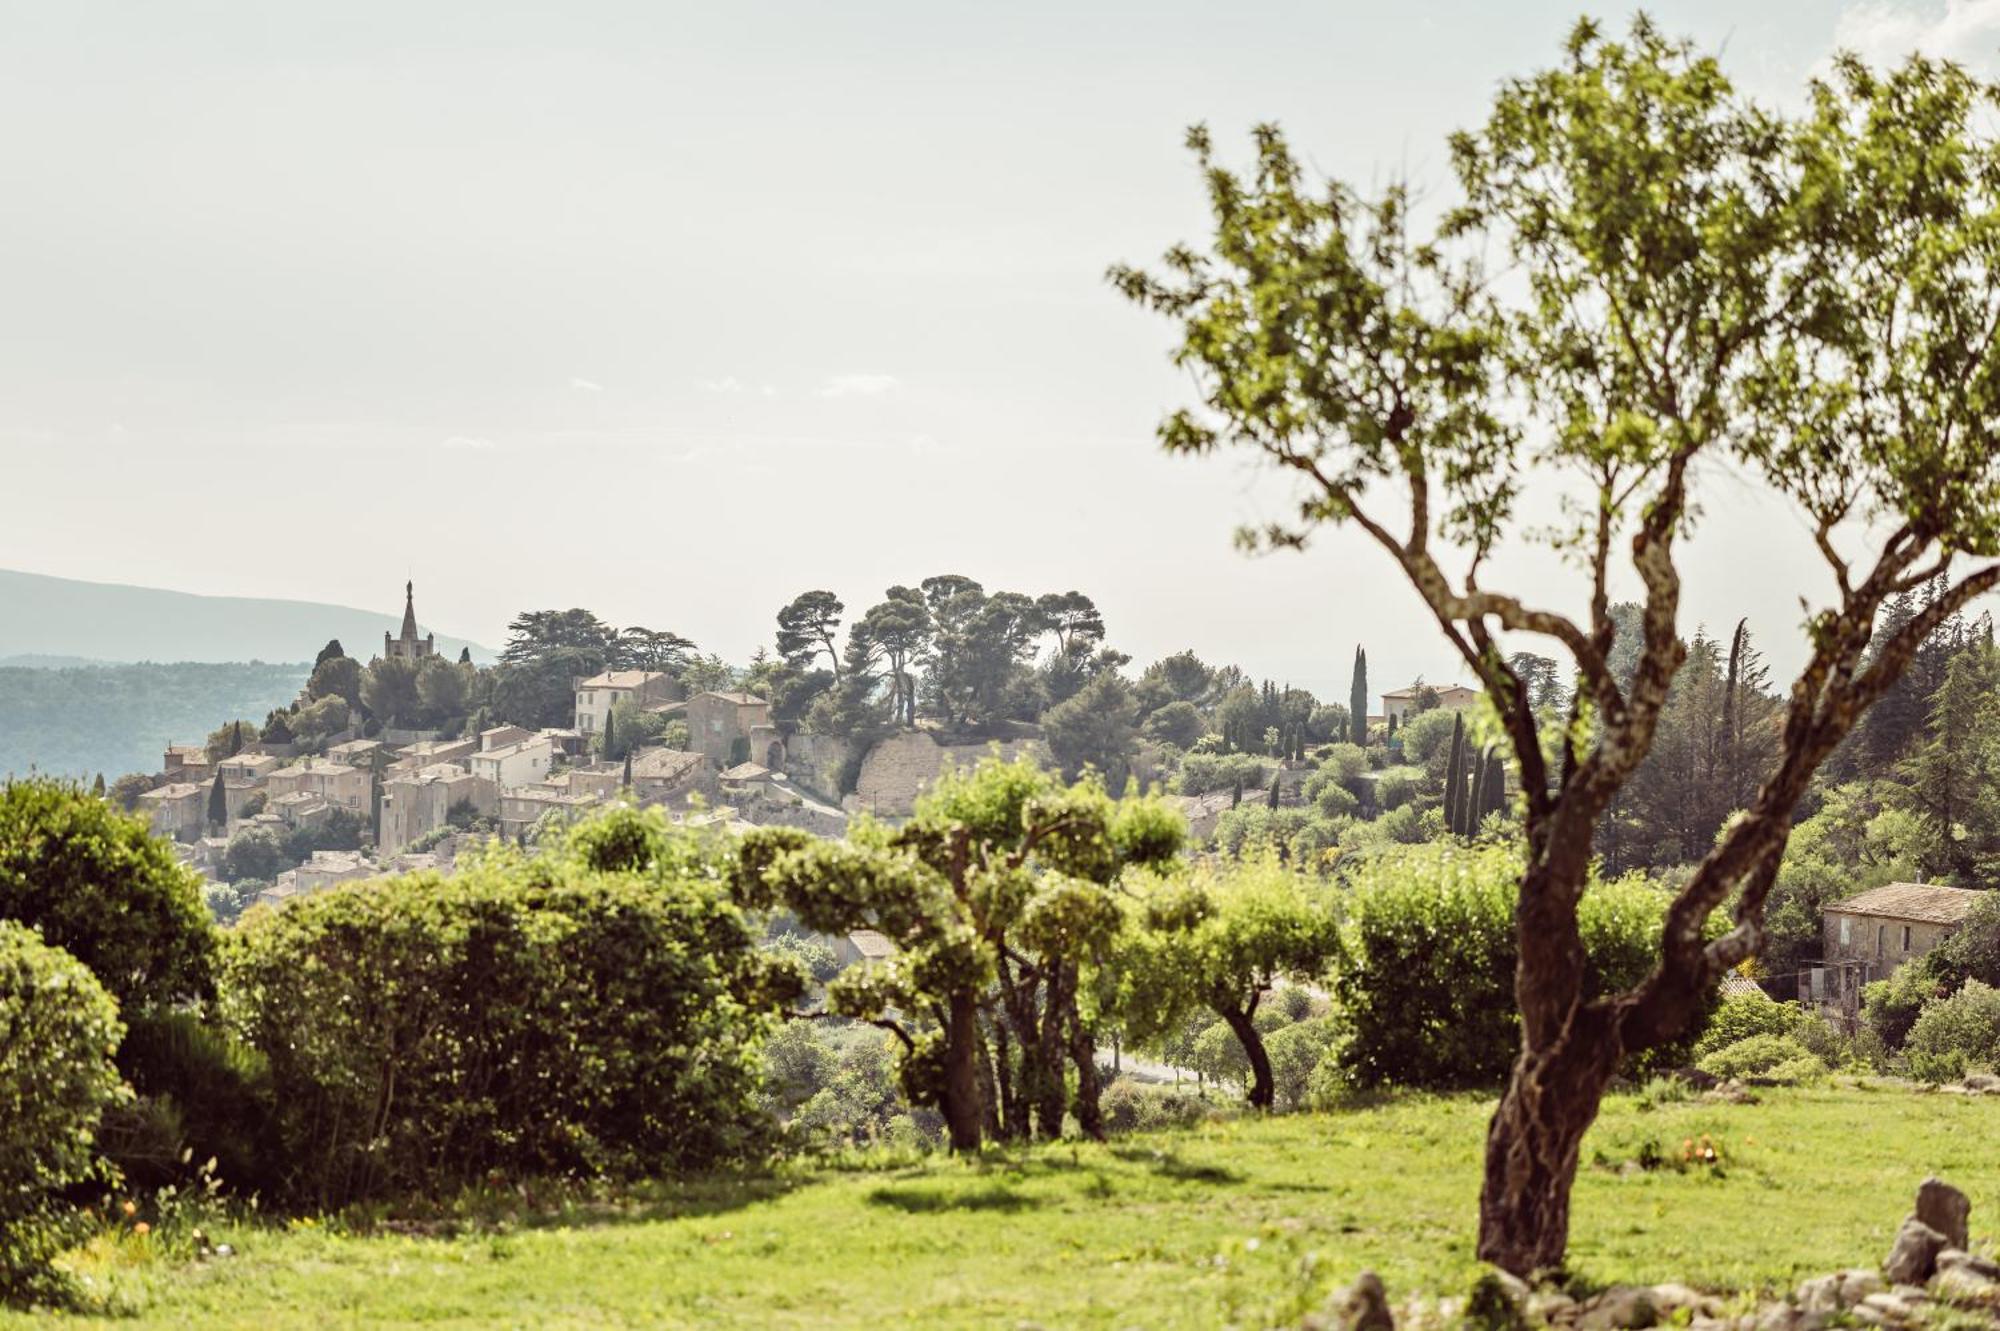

[942,993,983,1152]
[1221,1005,1274,1110]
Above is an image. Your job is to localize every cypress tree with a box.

[1444,713,1466,835]
[1231,775,1245,808]
[1267,772,1281,810]
[458,646,473,665]
[91,773,105,798]
[228,720,244,757]
[1483,750,1508,822]
[1465,746,1487,835]
[602,706,617,760]
[207,770,227,830]
[623,748,634,790]
[1349,647,1369,745]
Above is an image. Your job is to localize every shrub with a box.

[1266,1017,1338,1110]
[1695,1033,1823,1080]
[1176,753,1274,797]
[1100,1078,1218,1134]
[0,777,215,1011]
[1909,1048,1968,1085]
[0,921,127,1305]
[1329,842,1688,1090]
[107,1011,277,1195]
[1906,979,2000,1068]
[223,826,792,1208]
[1374,770,1419,812]
[1863,962,1943,1048]
[1692,989,1799,1060]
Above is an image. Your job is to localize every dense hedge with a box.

[223,825,793,1208]
[1330,843,1692,1089]
[0,921,126,1304]
[0,778,215,1011]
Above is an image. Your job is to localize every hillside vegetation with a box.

[0,662,308,779]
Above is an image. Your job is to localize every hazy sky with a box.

[1,0,1992,698]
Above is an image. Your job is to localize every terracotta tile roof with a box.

[697,690,767,706]
[1719,972,1765,999]
[630,747,703,781]
[848,930,896,961]
[578,670,669,690]
[1827,882,1985,926]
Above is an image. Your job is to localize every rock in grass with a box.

[1330,1271,1394,1331]
[1884,1217,1948,1286]
[1576,1286,1658,1330]
[1915,1178,1971,1252]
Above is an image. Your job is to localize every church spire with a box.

[400,580,419,642]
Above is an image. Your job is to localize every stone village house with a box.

[1805,881,1984,1022]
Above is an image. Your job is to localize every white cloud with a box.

[441,434,495,450]
[816,373,900,398]
[569,376,605,392]
[701,376,745,394]
[1836,0,2000,66]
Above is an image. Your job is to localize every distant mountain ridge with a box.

[0,569,493,665]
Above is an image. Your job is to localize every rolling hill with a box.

[0,568,492,664]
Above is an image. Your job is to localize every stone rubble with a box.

[1308,1179,2000,1331]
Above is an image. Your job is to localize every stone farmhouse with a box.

[573,670,682,740]
[687,690,779,769]
[378,762,491,856]
[1380,683,1481,726]
[1805,882,1983,1021]
[265,758,372,816]
[470,735,553,790]
[138,781,206,843]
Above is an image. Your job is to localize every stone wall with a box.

[783,732,855,803]
[852,731,1046,819]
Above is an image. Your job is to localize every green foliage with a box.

[1143,700,1206,749]
[1098,1077,1218,1134]
[1863,962,1948,1049]
[1695,1034,1824,1082]
[0,777,215,1011]
[1330,843,1685,1089]
[0,920,126,1305]
[1043,671,1140,788]
[1907,979,2000,1069]
[1176,752,1273,796]
[108,1011,277,1196]
[1692,990,1800,1060]
[223,821,788,1207]
[0,661,307,782]
[1118,854,1341,1108]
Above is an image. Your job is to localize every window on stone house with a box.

[1877,925,1885,958]
[1840,916,1850,946]
[1903,925,1913,951]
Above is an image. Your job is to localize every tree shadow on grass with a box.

[1106,1147,1245,1186]
[865,1183,1042,1214]
[355,1170,812,1240]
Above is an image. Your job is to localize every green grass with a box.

[16,1084,2000,1330]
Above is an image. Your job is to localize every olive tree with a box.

[1114,21,2000,1273]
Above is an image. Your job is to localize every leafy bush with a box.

[1907,979,2000,1068]
[1692,989,1799,1060]
[223,821,793,1208]
[1695,1033,1824,1081]
[1329,842,1689,1090]
[1100,1078,1219,1134]
[0,778,215,1011]
[1266,1017,1338,1110]
[1374,769,1419,812]
[1909,1048,1968,1085]
[1863,963,1943,1049]
[108,1011,277,1195]
[1176,753,1274,796]
[0,921,127,1305]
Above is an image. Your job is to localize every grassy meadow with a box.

[12,1085,1996,1331]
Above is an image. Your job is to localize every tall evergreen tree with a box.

[1349,647,1369,745]
[458,646,473,665]
[622,748,634,789]
[1444,713,1467,835]
[91,773,105,798]
[1266,772,1281,810]
[207,770,226,831]
[314,639,345,668]
[228,720,244,757]
[601,706,617,760]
